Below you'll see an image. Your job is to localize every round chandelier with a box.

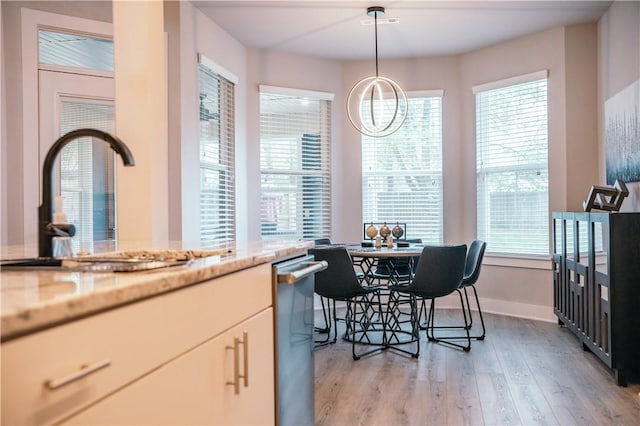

[346,6,408,138]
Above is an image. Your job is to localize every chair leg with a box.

[331,299,338,344]
[421,286,479,338]
[421,294,471,332]
[410,294,420,358]
[426,291,471,352]
[314,298,336,348]
[426,299,437,341]
[469,285,486,340]
[314,296,330,334]
[463,287,474,330]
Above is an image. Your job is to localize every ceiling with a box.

[192,1,612,61]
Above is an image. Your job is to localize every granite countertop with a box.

[0,240,312,341]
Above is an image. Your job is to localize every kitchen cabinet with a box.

[1,263,275,425]
[65,309,274,425]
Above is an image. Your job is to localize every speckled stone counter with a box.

[0,240,312,341]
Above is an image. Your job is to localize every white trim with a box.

[316,296,556,324]
[38,63,114,79]
[406,89,444,98]
[477,297,556,323]
[424,295,556,323]
[198,53,239,85]
[483,254,552,270]
[259,84,335,101]
[472,70,549,94]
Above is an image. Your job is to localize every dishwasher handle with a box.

[277,260,328,284]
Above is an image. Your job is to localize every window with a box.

[362,93,443,243]
[259,86,332,240]
[198,59,236,245]
[474,71,549,256]
[39,29,114,71]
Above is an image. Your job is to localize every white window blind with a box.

[475,74,549,256]
[260,89,332,240]
[199,63,235,245]
[362,95,443,243]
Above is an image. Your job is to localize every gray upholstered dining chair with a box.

[461,240,487,340]
[309,246,383,360]
[312,238,333,338]
[423,240,487,340]
[386,244,468,357]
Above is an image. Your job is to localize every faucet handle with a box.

[46,223,76,238]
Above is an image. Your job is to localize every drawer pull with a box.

[241,332,249,388]
[226,337,240,395]
[45,359,111,390]
[226,333,249,394]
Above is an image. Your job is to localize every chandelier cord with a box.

[374,10,379,77]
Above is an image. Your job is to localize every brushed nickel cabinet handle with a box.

[226,337,240,395]
[241,332,249,388]
[45,359,111,390]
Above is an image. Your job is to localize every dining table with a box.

[346,244,422,284]
[338,243,426,348]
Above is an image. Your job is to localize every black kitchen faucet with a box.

[38,128,136,258]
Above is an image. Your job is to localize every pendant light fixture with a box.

[346,6,408,138]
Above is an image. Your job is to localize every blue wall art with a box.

[605,79,640,184]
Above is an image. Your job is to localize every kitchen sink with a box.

[0,249,232,272]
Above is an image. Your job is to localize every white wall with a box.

[164,1,248,243]
[598,1,640,212]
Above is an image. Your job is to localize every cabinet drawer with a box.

[64,309,275,425]
[1,264,272,425]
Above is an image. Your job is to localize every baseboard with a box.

[413,294,556,323]
[476,297,556,323]
[314,295,557,324]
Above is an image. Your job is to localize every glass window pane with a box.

[39,29,114,71]
[362,96,443,244]
[476,77,549,256]
[260,92,332,240]
[199,63,236,245]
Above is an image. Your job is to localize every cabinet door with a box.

[65,308,275,425]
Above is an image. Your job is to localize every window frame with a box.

[473,70,550,259]
[259,85,333,241]
[198,54,237,245]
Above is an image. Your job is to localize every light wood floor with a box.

[314,309,640,425]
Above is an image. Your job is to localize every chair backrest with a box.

[409,244,467,299]
[376,238,423,277]
[462,240,486,286]
[309,247,365,300]
[314,238,332,246]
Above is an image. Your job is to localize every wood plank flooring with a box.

[314,310,640,425]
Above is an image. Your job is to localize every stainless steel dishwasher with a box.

[273,254,327,426]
